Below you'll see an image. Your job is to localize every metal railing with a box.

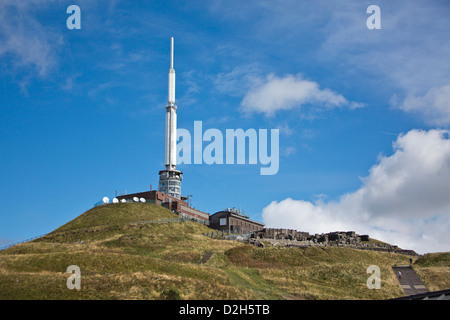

[134,217,185,224]
[0,234,49,251]
[134,216,209,226]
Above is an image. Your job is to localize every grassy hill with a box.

[0,202,447,300]
[413,252,450,292]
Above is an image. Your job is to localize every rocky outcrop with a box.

[251,228,419,256]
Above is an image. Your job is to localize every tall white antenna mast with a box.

[159,37,183,199]
[170,37,174,69]
[168,37,175,106]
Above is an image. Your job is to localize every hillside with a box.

[0,202,446,300]
[413,252,450,292]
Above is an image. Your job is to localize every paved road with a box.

[392,265,428,296]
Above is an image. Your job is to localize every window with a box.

[220,218,226,226]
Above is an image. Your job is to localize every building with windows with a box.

[209,208,265,233]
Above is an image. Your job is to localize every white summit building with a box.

[159,37,183,199]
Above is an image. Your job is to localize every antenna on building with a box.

[158,37,183,200]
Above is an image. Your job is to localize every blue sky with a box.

[1,0,449,253]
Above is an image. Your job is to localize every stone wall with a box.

[253,228,310,241]
[251,228,419,256]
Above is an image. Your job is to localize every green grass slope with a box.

[0,202,445,300]
[413,252,450,292]
[55,202,176,232]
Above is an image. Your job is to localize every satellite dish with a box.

[103,197,109,204]
[113,198,119,203]
[140,198,146,202]
[121,199,126,203]
[133,197,139,202]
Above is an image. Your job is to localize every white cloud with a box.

[317,1,450,125]
[283,146,296,157]
[0,1,64,77]
[213,64,262,96]
[396,84,450,126]
[262,129,450,254]
[276,123,294,136]
[210,1,450,125]
[241,74,363,117]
